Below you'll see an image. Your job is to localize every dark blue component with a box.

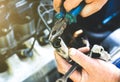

[69,1,85,17]
[55,1,85,20]
[113,57,120,69]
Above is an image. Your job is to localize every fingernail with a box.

[69,48,77,56]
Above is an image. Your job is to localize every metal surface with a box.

[13,19,35,41]
[0,0,60,82]
[0,38,58,82]
[89,45,111,61]
[49,18,67,42]
[37,0,54,45]
[0,26,16,55]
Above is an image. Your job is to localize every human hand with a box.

[53,0,108,17]
[54,47,120,82]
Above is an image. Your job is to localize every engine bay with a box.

[0,0,120,82]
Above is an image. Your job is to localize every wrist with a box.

[117,70,120,82]
[118,74,120,82]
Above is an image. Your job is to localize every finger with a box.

[78,47,90,53]
[69,48,95,72]
[54,52,81,82]
[64,0,82,12]
[85,0,94,3]
[80,0,108,17]
[54,51,71,73]
[53,0,62,12]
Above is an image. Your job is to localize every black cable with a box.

[27,38,36,53]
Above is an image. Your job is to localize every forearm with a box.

[118,73,120,82]
[116,69,120,82]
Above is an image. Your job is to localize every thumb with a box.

[69,48,95,72]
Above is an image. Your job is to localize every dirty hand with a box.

[54,47,120,82]
[53,0,108,17]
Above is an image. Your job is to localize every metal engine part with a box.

[0,1,16,55]
[0,0,36,57]
[37,0,54,45]
[0,27,16,55]
[9,0,36,42]
[0,38,59,82]
[0,0,60,82]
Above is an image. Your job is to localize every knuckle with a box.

[64,2,71,12]
[95,5,101,11]
[92,1,103,13]
[85,0,94,3]
[95,0,108,11]
[95,3,104,11]
[64,0,82,12]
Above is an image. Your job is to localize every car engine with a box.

[0,0,120,82]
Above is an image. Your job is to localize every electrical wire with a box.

[37,2,54,32]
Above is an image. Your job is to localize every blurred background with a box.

[0,0,60,82]
[0,0,120,82]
